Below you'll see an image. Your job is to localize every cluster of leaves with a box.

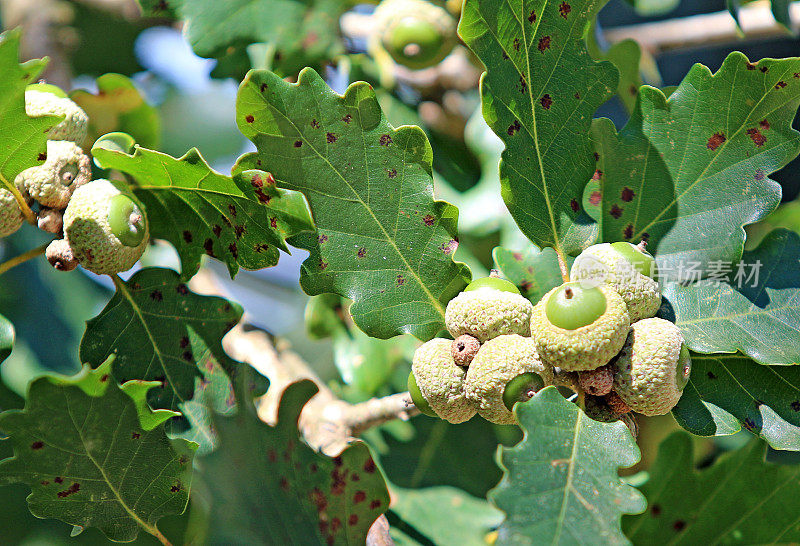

[1,0,800,542]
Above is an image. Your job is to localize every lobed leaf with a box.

[673,353,800,450]
[595,53,800,280]
[92,143,313,278]
[0,29,59,183]
[139,0,345,78]
[80,268,243,413]
[0,358,195,542]
[196,380,390,545]
[491,387,645,545]
[623,432,800,544]
[235,67,471,340]
[459,0,616,256]
[663,229,800,365]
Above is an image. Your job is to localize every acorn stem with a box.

[0,243,48,277]
[555,245,570,283]
[0,171,37,225]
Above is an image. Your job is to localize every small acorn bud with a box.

[46,239,77,271]
[577,365,613,396]
[606,391,631,415]
[37,207,63,234]
[451,334,480,367]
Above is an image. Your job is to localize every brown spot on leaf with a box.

[331,468,348,495]
[245,115,254,123]
[132,432,141,439]
[707,132,726,150]
[228,204,237,217]
[294,140,303,148]
[364,458,376,473]
[370,499,382,509]
[234,225,245,239]
[538,36,551,52]
[518,76,527,93]
[318,234,328,244]
[396,275,404,285]
[540,94,552,109]
[589,191,602,205]
[746,62,757,70]
[182,230,193,243]
[528,10,536,23]
[37,152,46,161]
[349,514,359,526]
[311,119,320,129]
[746,128,766,146]
[54,477,63,484]
[182,351,193,362]
[652,504,661,516]
[559,1,571,18]
[776,81,787,89]
[760,119,770,131]
[270,217,278,228]
[31,441,44,450]
[760,66,769,73]
[319,259,328,270]
[513,38,521,51]
[673,520,686,531]
[380,134,392,146]
[342,114,352,123]
[213,224,222,238]
[179,337,189,349]
[41,480,49,485]
[331,518,342,533]
[100,374,109,382]
[176,284,189,295]
[354,491,366,503]
[326,132,337,143]
[610,204,623,219]
[755,169,765,180]
[204,239,215,257]
[570,199,579,212]
[423,214,435,226]
[387,168,397,178]
[150,290,163,302]
[357,247,366,258]
[621,187,635,202]
[791,401,800,411]
[507,120,521,135]
[57,482,80,498]
[280,477,289,491]
[260,83,268,93]
[623,224,634,239]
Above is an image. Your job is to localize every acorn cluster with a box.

[409,242,692,436]
[0,83,148,276]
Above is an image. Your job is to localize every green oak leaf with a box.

[0,29,59,185]
[673,353,800,450]
[493,245,572,304]
[389,486,503,546]
[459,0,617,256]
[235,67,471,340]
[0,358,195,542]
[623,432,800,544]
[92,142,313,278]
[139,0,346,78]
[71,73,160,150]
[663,229,800,365]
[196,380,390,545]
[0,314,12,365]
[672,353,800,451]
[79,268,243,413]
[595,53,800,280]
[728,0,793,32]
[491,387,645,544]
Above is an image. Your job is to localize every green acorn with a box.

[445,275,533,342]
[531,282,630,371]
[0,188,25,238]
[374,0,457,70]
[411,338,477,423]
[62,179,148,275]
[570,242,661,322]
[15,140,91,209]
[464,334,552,425]
[612,318,691,416]
[25,87,89,143]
